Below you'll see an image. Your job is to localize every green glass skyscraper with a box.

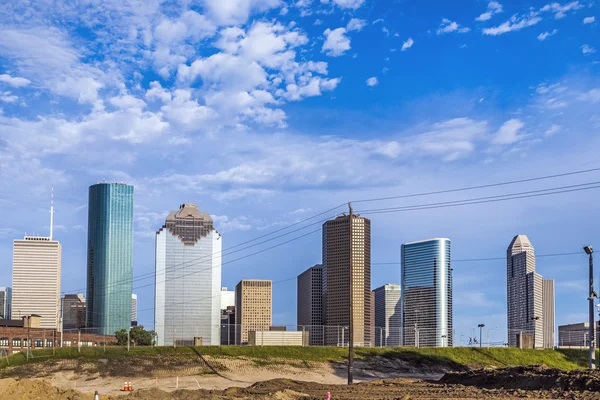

[86,183,134,335]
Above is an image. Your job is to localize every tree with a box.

[114,326,156,346]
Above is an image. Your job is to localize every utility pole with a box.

[478,324,485,348]
[584,246,596,369]
[347,202,354,385]
[127,329,130,352]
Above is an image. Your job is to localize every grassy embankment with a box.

[0,345,596,372]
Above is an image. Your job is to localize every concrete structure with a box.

[12,236,61,330]
[61,294,86,331]
[322,214,371,347]
[220,306,235,345]
[401,238,452,347]
[131,294,137,325]
[220,287,235,310]
[543,280,555,348]
[373,284,401,347]
[155,203,222,346]
[506,235,554,349]
[248,330,308,346]
[235,280,272,345]
[87,183,134,335]
[0,287,11,320]
[297,264,324,346]
[558,322,600,348]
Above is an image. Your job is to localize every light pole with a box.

[478,324,485,348]
[531,317,540,349]
[584,245,596,369]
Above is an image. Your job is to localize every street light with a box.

[584,245,596,369]
[478,324,485,348]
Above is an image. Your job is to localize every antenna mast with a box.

[50,187,54,240]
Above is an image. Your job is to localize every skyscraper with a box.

[322,214,371,347]
[507,235,554,348]
[155,203,221,346]
[235,280,272,345]
[0,287,11,320]
[401,238,452,347]
[86,183,134,335]
[12,236,62,329]
[61,294,86,330]
[297,264,324,346]
[220,287,235,310]
[131,293,137,326]
[373,284,401,347]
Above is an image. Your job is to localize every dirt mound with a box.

[0,378,95,399]
[439,365,600,392]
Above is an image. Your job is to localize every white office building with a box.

[131,293,137,324]
[0,287,11,320]
[155,203,221,346]
[12,236,61,329]
[220,287,234,310]
[373,284,401,346]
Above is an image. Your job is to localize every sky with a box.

[0,0,599,343]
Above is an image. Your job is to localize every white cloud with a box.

[401,37,414,51]
[109,95,147,110]
[492,118,525,145]
[314,19,323,25]
[0,73,31,87]
[545,124,561,136]
[582,44,596,54]
[346,18,366,32]
[537,29,558,40]
[578,88,600,103]
[437,18,471,35]
[483,12,542,35]
[583,16,595,23]
[322,28,350,57]
[211,215,252,232]
[321,0,365,9]
[540,1,584,19]
[475,1,503,21]
[283,77,341,101]
[0,91,18,103]
[366,77,378,87]
[202,0,282,25]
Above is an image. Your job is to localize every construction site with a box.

[2,346,600,399]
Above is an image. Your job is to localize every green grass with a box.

[1,346,598,372]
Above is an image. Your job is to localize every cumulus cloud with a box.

[583,16,595,24]
[401,37,414,51]
[202,0,282,25]
[483,12,542,35]
[540,1,583,19]
[0,73,31,87]
[475,1,503,21]
[322,28,350,56]
[437,19,471,34]
[346,18,366,32]
[537,29,558,40]
[366,77,378,86]
[320,0,365,9]
[578,88,600,102]
[492,119,526,145]
[581,44,596,54]
[545,124,561,136]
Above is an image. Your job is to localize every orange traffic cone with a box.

[123,381,128,391]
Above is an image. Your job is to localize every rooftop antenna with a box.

[50,186,54,240]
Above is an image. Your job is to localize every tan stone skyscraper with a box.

[235,280,272,344]
[12,236,61,329]
[323,214,371,346]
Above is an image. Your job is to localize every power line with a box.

[351,166,600,204]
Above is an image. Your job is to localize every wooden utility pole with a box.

[347,202,354,385]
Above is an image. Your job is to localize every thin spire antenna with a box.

[50,187,54,240]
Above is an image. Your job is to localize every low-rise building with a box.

[248,331,308,346]
[558,322,600,348]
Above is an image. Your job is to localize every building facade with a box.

[322,214,371,347]
[61,294,86,331]
[220,306,235,345]
[131,294,137,326]
[235,280,272,345]
[297,264,324,346]
[12,236,61,329]
[155,203,222,346]
[558,322,600,348]
[373,284,401,347]
[507,235,554,349]
[0,287,11,320]
[401,238,452,347]
[86,183,134,335]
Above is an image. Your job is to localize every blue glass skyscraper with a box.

[401,238,452,347]
[86,183,134,335]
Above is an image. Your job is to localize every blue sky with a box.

[0,0,599,341]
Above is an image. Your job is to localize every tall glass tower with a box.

[86,183,134,335]
[401,238,452,347]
